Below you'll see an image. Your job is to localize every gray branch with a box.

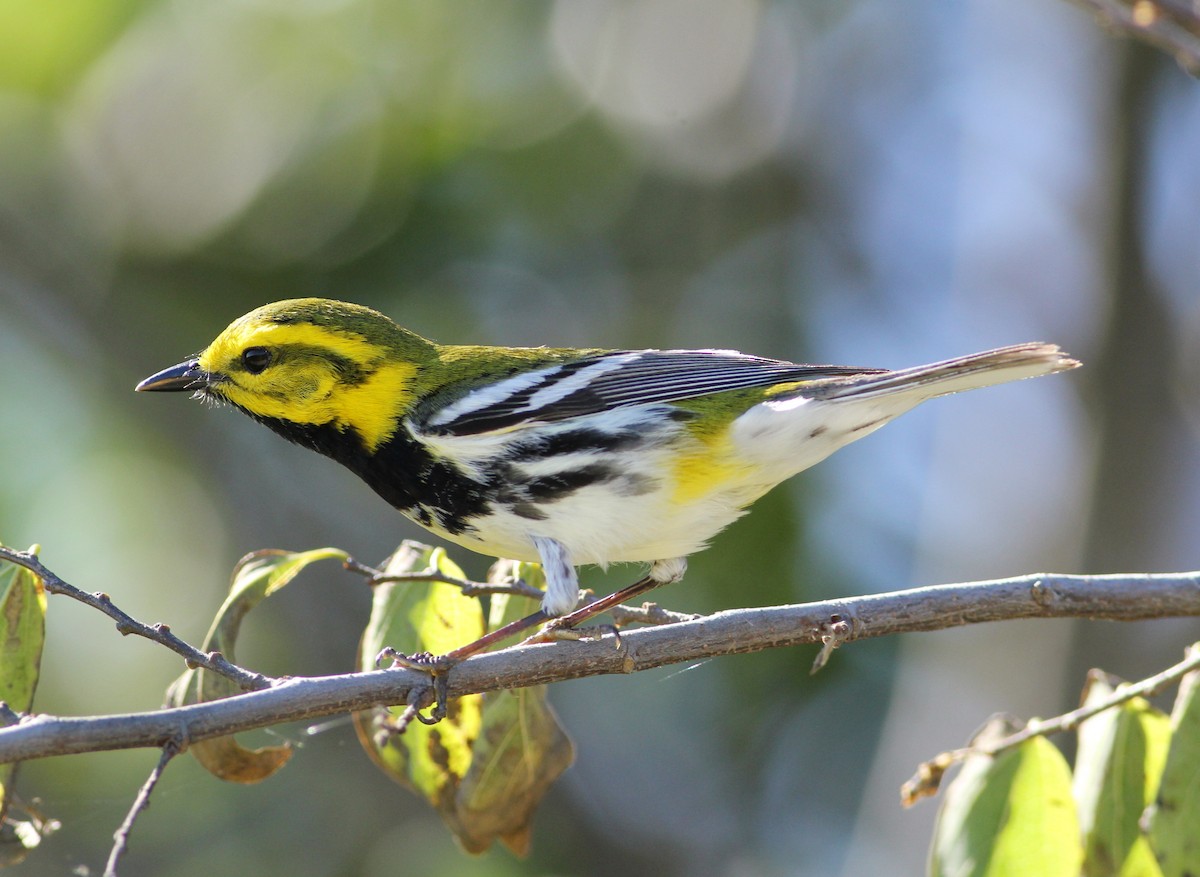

[1,570,1198,765]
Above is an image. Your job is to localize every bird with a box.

[137,298,1079,656]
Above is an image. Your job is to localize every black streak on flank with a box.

[524,464,618,502]
[507,428,647,461]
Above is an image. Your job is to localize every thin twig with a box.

[993,644,1200,742]
[0,546,271,692]
[901,643,1200,805]
[104,739,181,877]
[609,602,702,627]
[1,569,1199,765]
[1068,0,1200,73]
[343,557,545,600]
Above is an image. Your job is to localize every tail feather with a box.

[810,343,1079,403]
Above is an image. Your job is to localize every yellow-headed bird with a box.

[138,298,1078,626]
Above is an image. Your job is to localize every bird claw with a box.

[375,647,453,722]
[375,646,451,674]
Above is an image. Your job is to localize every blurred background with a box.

[1,0,1197,874]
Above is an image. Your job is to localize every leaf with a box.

[931,717,1082,877]
[1074,671,1169,877]
[0,545,46,825]
[355,547,573,856]
[354,543,486,826]
[1145,653,1200,877]
[452,560,574,856]
[165,547,348,783]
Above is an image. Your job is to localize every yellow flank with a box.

[198,318,419,452]
[670,432,749,504]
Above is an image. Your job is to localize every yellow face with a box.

[197,300,425,452]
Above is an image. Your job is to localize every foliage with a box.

[930,665,1200,877]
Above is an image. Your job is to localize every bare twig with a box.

[0,546,271,692]
[992,644,1200,741]
[343,556,545,601]
[609,602,702,627]
[104,739,181,877]
[901,642,1200,804]
[1068,0,1200,73]
[0,569,1198,766]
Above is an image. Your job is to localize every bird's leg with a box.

[390,557,688,665]
[525,557,688,644]
[382,555,689,720]
[427,535,583,663]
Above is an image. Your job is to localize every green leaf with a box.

[0,547,46,713]
[1074,671,1169,877]
[355,547,573,855]
[1145,653,1200,877]
[931,718,1082,877]
[0,545,46,825]
[165,547,348,783]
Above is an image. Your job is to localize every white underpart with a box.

[731,394,913,484]
[427,363,564,427]
[415,406,715,564]
[417,396,931,570]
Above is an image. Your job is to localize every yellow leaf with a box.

[0,544,46,824]
[356,549,573,855]
[165,547,348,783]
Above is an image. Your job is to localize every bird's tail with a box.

[812,343,1080,403]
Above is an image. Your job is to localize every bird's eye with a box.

[241,347,272,374]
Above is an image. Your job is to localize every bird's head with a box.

[137,298,436,452]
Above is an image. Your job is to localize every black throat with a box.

[243,412,490,536]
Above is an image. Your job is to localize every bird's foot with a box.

[375,647,453,722]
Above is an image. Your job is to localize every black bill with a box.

[135,360,208,392]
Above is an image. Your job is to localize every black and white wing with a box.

[423,349,883,435]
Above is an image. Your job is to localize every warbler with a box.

[137,298,1078,625]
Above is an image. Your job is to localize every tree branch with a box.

[1,570,1198,765]
[1068,0,1200,73]
[104,741,181,877]
[0,546,271,692]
